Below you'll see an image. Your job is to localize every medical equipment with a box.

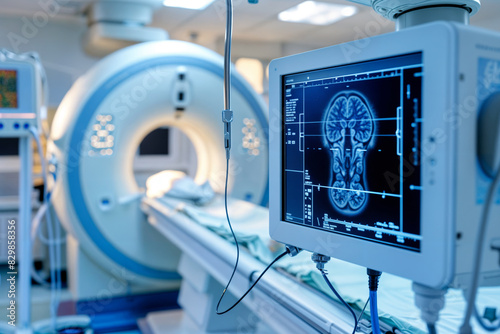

[269,21,500,292]
[0,51,41,136]
[0,50,43,332]
[47,40,269,298]
[133,127,197,189]
[349,0,480,24]
[84,0,167,57]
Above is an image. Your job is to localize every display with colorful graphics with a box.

[0,70,18,109]
[0,57,39,136]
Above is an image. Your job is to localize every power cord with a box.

[459,166,500,333]
[216,0,290,315]
[357,296,370,326]
[312,253,359,334]
[367,269,382,334]
[216,249,289,314]
[215,157,240,315]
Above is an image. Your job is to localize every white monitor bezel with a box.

[269,22,458,289]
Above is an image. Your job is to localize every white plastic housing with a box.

[269,22,500,289]
[48,40,269,288]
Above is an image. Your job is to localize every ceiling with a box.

[0,0,499,58]
[154,0,392,50]
[153,0,500,51]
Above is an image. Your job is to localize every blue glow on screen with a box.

[282,53,423,252]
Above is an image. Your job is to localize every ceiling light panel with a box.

[163,0,216,10]
[278,1,358,26]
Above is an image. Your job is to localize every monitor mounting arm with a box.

[347,0,480,29]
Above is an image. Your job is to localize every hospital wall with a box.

[0,14,98,110]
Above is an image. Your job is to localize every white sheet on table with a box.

[153,179,500,334]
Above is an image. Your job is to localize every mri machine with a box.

[48,40,269,297]
[45,37,395,333]
[46,38,347,333]
[43,5,500,332]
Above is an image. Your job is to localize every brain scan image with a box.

[324,92,375,214]
[282,52,423,251]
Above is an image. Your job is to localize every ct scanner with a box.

[47,40,269,296]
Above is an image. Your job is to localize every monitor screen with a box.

[281,53,423,252]
[0,70,18,109]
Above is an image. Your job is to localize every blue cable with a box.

[370,290,382,334]
[367,269,382,334]
[427,323,438,334]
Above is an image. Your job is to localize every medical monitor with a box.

[0,57,39,137]
[270,22,500,289]
[0,70,18,108]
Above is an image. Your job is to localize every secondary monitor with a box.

[0,54,40,137]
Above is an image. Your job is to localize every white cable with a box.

[32,201,47,242]
[30,126,60,332]
[31,265,50,288]
[460,167,500,333]
[30,202,65,286]
[32,202,65,246]
[31,202,54,288]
